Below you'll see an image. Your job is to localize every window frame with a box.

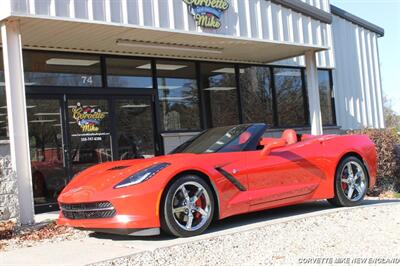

[198,62,241,128]
[272,66,309,128]
[2,49,338,142]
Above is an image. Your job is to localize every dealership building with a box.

[0,0,384,224]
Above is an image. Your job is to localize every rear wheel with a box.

[161,175,215,237]
[328,156,369,207]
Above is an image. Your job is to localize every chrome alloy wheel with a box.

[171,181,211,232]
[340,161,367,201]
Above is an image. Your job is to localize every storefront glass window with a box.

[239,66,274,126]
[23,51,102,87]
[319,70,335,125]
[115,97,155,160]
[106,58,153,88]
[200,63,239,127]
[274,68,306,127]
[0,52,8,140]
[156,60,200,131]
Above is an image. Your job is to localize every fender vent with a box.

[215,167,247,191]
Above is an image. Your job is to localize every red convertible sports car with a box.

[58,123,377,237]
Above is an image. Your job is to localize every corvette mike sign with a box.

[183,0,230,29]
[72,102,106,133]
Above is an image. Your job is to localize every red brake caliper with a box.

[341,173,348,190]
[194,197,203,219]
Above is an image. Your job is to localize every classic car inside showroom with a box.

[0,0,384,226]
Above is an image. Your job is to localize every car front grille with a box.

[60,201,116,220]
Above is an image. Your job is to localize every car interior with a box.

[257,129,316,150]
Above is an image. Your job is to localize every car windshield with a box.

[170,124,267,154]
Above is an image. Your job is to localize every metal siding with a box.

[55,0,70,17]
[332,15,384,130]
[110,0,122,23]
[300,0,329,12]
[372,34,385,128]
[9,0,331,49]
[92,0,105,21]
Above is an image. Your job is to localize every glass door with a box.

[26,98,66,211]
[67,98,113,175]
[27,95,157,213]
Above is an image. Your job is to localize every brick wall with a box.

[0,156,19,222]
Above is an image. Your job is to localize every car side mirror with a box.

[260,138,286,157]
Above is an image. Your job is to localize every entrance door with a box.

[27,94,157,212]
[67,98,113,175]
[26,98,67,211]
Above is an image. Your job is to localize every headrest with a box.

[281,129,297,145]
[238,131,251,144]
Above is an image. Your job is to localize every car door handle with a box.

[232,169,239,174]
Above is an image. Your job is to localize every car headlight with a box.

[114,163,170,189]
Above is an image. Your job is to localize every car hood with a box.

[60,153,191,196]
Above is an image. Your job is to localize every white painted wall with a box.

[9,0,332,49]
[331,14,384,130]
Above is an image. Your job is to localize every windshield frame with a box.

[169,123,267,155]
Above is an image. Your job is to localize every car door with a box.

[245,138,326,210]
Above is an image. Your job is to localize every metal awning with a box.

[10,16,328,64]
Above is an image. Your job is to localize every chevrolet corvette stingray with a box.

[57,123,377,237]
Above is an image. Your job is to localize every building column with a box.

[1,20,35,225]
[305,51,323,135]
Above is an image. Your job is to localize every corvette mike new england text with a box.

[298,257,400,264]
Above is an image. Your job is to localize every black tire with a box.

[160,175,215,237]
[328,156,369,207]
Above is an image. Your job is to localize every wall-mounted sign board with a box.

[183,0,230,29]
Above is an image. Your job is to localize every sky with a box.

[330,0,400,114]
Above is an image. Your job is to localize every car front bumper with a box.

[57,185,163,233]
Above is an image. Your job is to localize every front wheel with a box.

[328,156,369,207]
[160,175,215,237]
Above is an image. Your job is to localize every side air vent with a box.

[215,167,247,191]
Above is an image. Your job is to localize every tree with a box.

[383,96,400,131]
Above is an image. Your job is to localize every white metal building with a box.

[0,0,384,224]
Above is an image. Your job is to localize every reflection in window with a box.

[240,66,274,125]
[106,58,153,88]
[274,68,306,127]
[156,60,200,131]
[23,51,102,87]
[319,70,335,125]
[115,98,155,159]
[26,99,65,206]
[200,63,239,127]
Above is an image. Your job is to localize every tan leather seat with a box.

[281,129,298,145]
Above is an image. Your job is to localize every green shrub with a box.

[347,128,400,195]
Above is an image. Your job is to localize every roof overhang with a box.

[1,16,328,64]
